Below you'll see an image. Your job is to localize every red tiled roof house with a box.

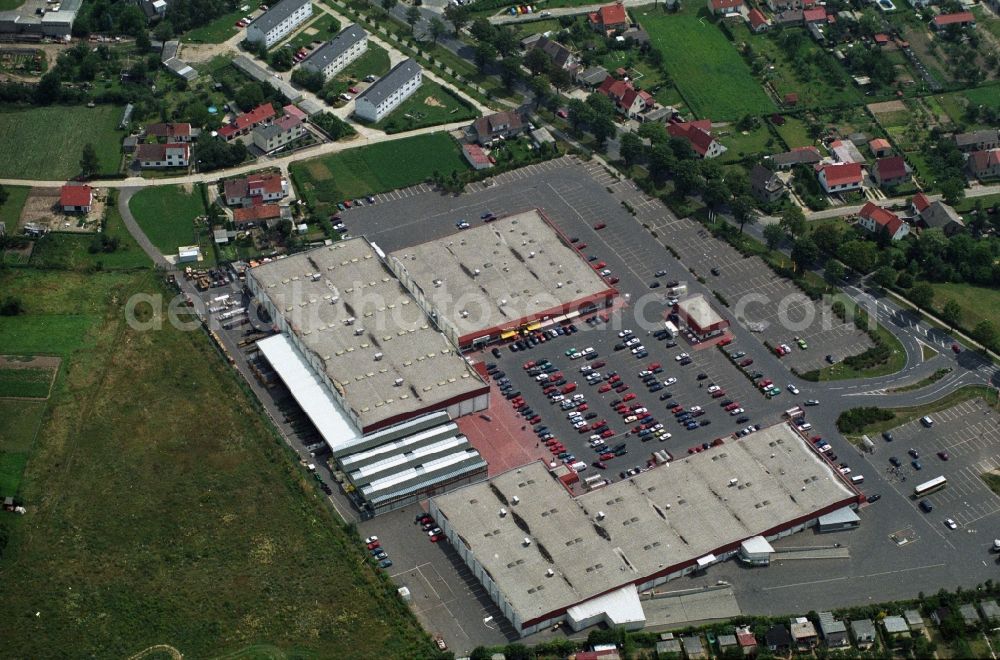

[135,143,190,169]
[749,8,769,32]
[817,162,863,193]
[224,173,289,207]
[707,0,744,15]
[872,156,910,187]
[667,120,727,159]
[218,103,277,141]
[868,138,892,158]
[968,148,1000,179]
[60,184,93,213]
[146,122,195,142]
[597,76,655,119]
[233,204,282,227]
[462,143,494,170]
[858,201,909,240]
[589,2,630,34]
[931,12,975,30]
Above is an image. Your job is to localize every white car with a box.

[788,384,800,395]
[570,352,583,360]
[633,407,648,415]
[652,423,664,431]
[638,370,652,377]
[631,346,645,354]
[573,421,588,429]
[618,330,633,338]
[456,221,470,229]
[658,431,672,440]
[625,337,640,347]
[364,536,379,544]
[674,353,690,361]
[583,347,595,355]
[550,394,564,402]
[729,407,745,416]
[664,377,677,386]
[624,415,638,423]
[572,394,585,401]
[667,297,679,306]
[839,466,851,475]
[707,385,720,393]
[945,518,957,530]
[580,365,593,373]
[689,406,702,413]
[600,269,612,277]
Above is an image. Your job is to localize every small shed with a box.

[655,638,681,656]
[717,633,738,652]
[790,618,818,649]
[176,245,201,263]
[851,619,876,649]
[819,611,849,648]
[122,135,139,153]
[883,615,909,637]
[960,603,981,628]
[904,609,925,631]
[681,635,707,659]
[980,600,1000,624]
[817,506,860,532]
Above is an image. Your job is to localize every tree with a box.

[153,20,174,41]
[443,4,470,35]
[825,258,846,282]
[528,74,551,109]
[291,68,325,93]
[909,282,935,309]
[235,83,265,111]
[428,18,447,43]
[270,48,293,71]
[0,296,24,316]
[638,122,668,145]
[791,236,819,269]
[941,299,963,330]
[873,265,898,289]
[135,30,152,53]
[473,42,497,68]
[763,224,785,250]
[619,131,645,167]
[732,195,758,233]
[567,98,593,132]
[34,71,62,105]
[80,143,99,178]
[972,320,998,351]
[493,28,518,56]
[779,205,807,237]
[498,56,522,88]
[405,5,421,32]
[702,179,730,211]
[381,0,398,14]
[838,239,879,274]
[524,47,552,76]
[0,184,8,206]
[939,177,966,206]
[812,222,844,256]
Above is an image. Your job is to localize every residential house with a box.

[60,184,93,213]
[750,163,784,203]
[829,138,864,163]
[246,0,313,47]
[980,600,1000,625]
[717,634,739,654]
[790,618,818,650]
[462,143,494,170]
[959,603,981,628]
[354,58,422,122]
[233,204,282,227]
[817,162,864,193]
[708,0,744,15]
[931,12,975,30]
[931,606,953,627]
[252,111,306,153]
[681,635,708,659]
[911,193,965,235]
[529,36,579,74]
[146,122,195,142]
[667,120,726,159]
[471,111,525,145]
[904,609,926,632]
[135,142,189,168]
[748,8,769,31]
[767,0,816,11]
[968,148,1000,179]
[874,33,891,47]
[770,145,821,169]
[655,637,682,656]
[774,8,805,24]
[597,76,656,119]
[588,2,630,35]
[954,129,999,152]
[858,201,909,240]
[223,173,289,207]
[122,135,139,154]
[818,612,849,648]
[869,137,892,157]
[872,155,911,187]
[577,65,610,87]
[851,619,877,649]
[765,625,792,654]
[301,24,368,80]
[219,103,276,141]
[883,615,910,638]
[736,626,758,656]
[803,7,827,23]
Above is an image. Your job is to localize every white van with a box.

[921,416,934,427]
[570,461,587,472]
[851,475,864,484]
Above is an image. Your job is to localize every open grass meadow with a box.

[183,0,263,43]
[322,43,392,98]
[0,268,437,657]
[637,6,775,120]
[373,80,478,134]
[128,185,206,255]
[0,105,124,180]
[0,399,46,496]
[0,185,29,233]
[929,282,1000,331]
[0,367,55,399]
[280,12,340,52]
[30,202,152,270]
[290,132,469,210]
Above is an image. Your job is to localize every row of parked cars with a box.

[364,535,394,568]
[502,322,580,355]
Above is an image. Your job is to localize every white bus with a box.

[914,476,947,497]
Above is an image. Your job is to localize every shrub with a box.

[836,406,895,433]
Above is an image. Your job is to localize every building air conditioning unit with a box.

[523,537,531,547]
[546,569,554,577]
[596,511,605,521]
[511,496,520,505]
[354,327,364,336]
[344,317,356,325]
[499,508,507,517]
[373,352,383,361]
[394,378,404,387]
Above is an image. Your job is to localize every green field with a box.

[183,0,263,43]
[0,106,124,180]
[637,6,775,120]
[717,123,777,162]
[0,269,436,657]
[373,80,478,134]
[929,282,1000,330]
[0,367,54,398]
[322,43,392,98]
[29,203,152,270]
[0,185,29,233]
[290,132,469,211]
[0,398,46,496]
[771,116,815,148]
[280,12,340,52]
[128,185,206,255]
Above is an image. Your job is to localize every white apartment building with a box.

[246,0,312,48]
[353,58,422,122]
[301,24,368,80]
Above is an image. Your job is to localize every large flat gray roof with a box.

[433,423,855,623]
[388,210,614,340]
[356,58,421,107]
[302,24,367,71]
[249,238,486,430]
[251,0,309,35]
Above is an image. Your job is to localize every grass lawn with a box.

[290,132,469,211]
[0,399,46,496]
[183,0,263,43]
[842,385,998,440]
[128,185,206,255]
[0,185,29,233]
[716,122,778,163]
[0,367,55,398]
[29,203,152,271]
[637,6,775,120]
[279,12,340,52]
[0,269,436,657]
[321,43,392,98]
[929,282,1000,330]
[372,80,478,134]
[0,105,123,180]
[770,116,815,148]
[511,17,564,36]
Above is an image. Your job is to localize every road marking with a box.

[761,562,948,591]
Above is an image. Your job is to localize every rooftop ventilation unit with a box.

[394,378,404,387]
[545,569,554,577]
[373,352,383,361]
[499,508,507,517]
[596,511,605,521]
[511,496,520,505]
[354,327,364,336]
[344,317,356,325]
[311,273,321,281]
[556,282,563,288]
[523,537,531,547]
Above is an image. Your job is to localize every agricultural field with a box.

[290,132,469,211]
[373,80,478,134]
[29,203,152,271]
[127,185,206,256]
[0,360,57,399]
[0,106,124,180]
[0,185,29,234]
[0,269,436,657]
[932,85,1000,129]
[0,399,46,496]
[183,0,264,43]
[638,6,775,120]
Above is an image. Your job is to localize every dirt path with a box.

[127,644,183,660]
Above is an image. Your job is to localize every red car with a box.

[615,384,629,393]
[622,393,637,402]
[591,360,606,369]
[576,243,587,250]
[600,452,615,461]
[952,343,961,353]
[671,405,684,414]
[594,419,608,428]
[718,337,733,347]
[594,222,607,230]
[593,261,607,269]
[556,109,569,118]
[607,276,620,285]
[549,445,565,454]
[608,375,621,384]
[528,415,541,424]
[648,362,661,370]
[348,86,359,94]
[724,402,740,412]
[577,403,589,412]
[366,541,381,550]
[739,358,754,367]
[543,386,556,395]
[760,379,773,388]
[598,384,612,393]
[429,534,441,542]
[523,361,535,370]
[600,429,615,438]
[711,390,726,398]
